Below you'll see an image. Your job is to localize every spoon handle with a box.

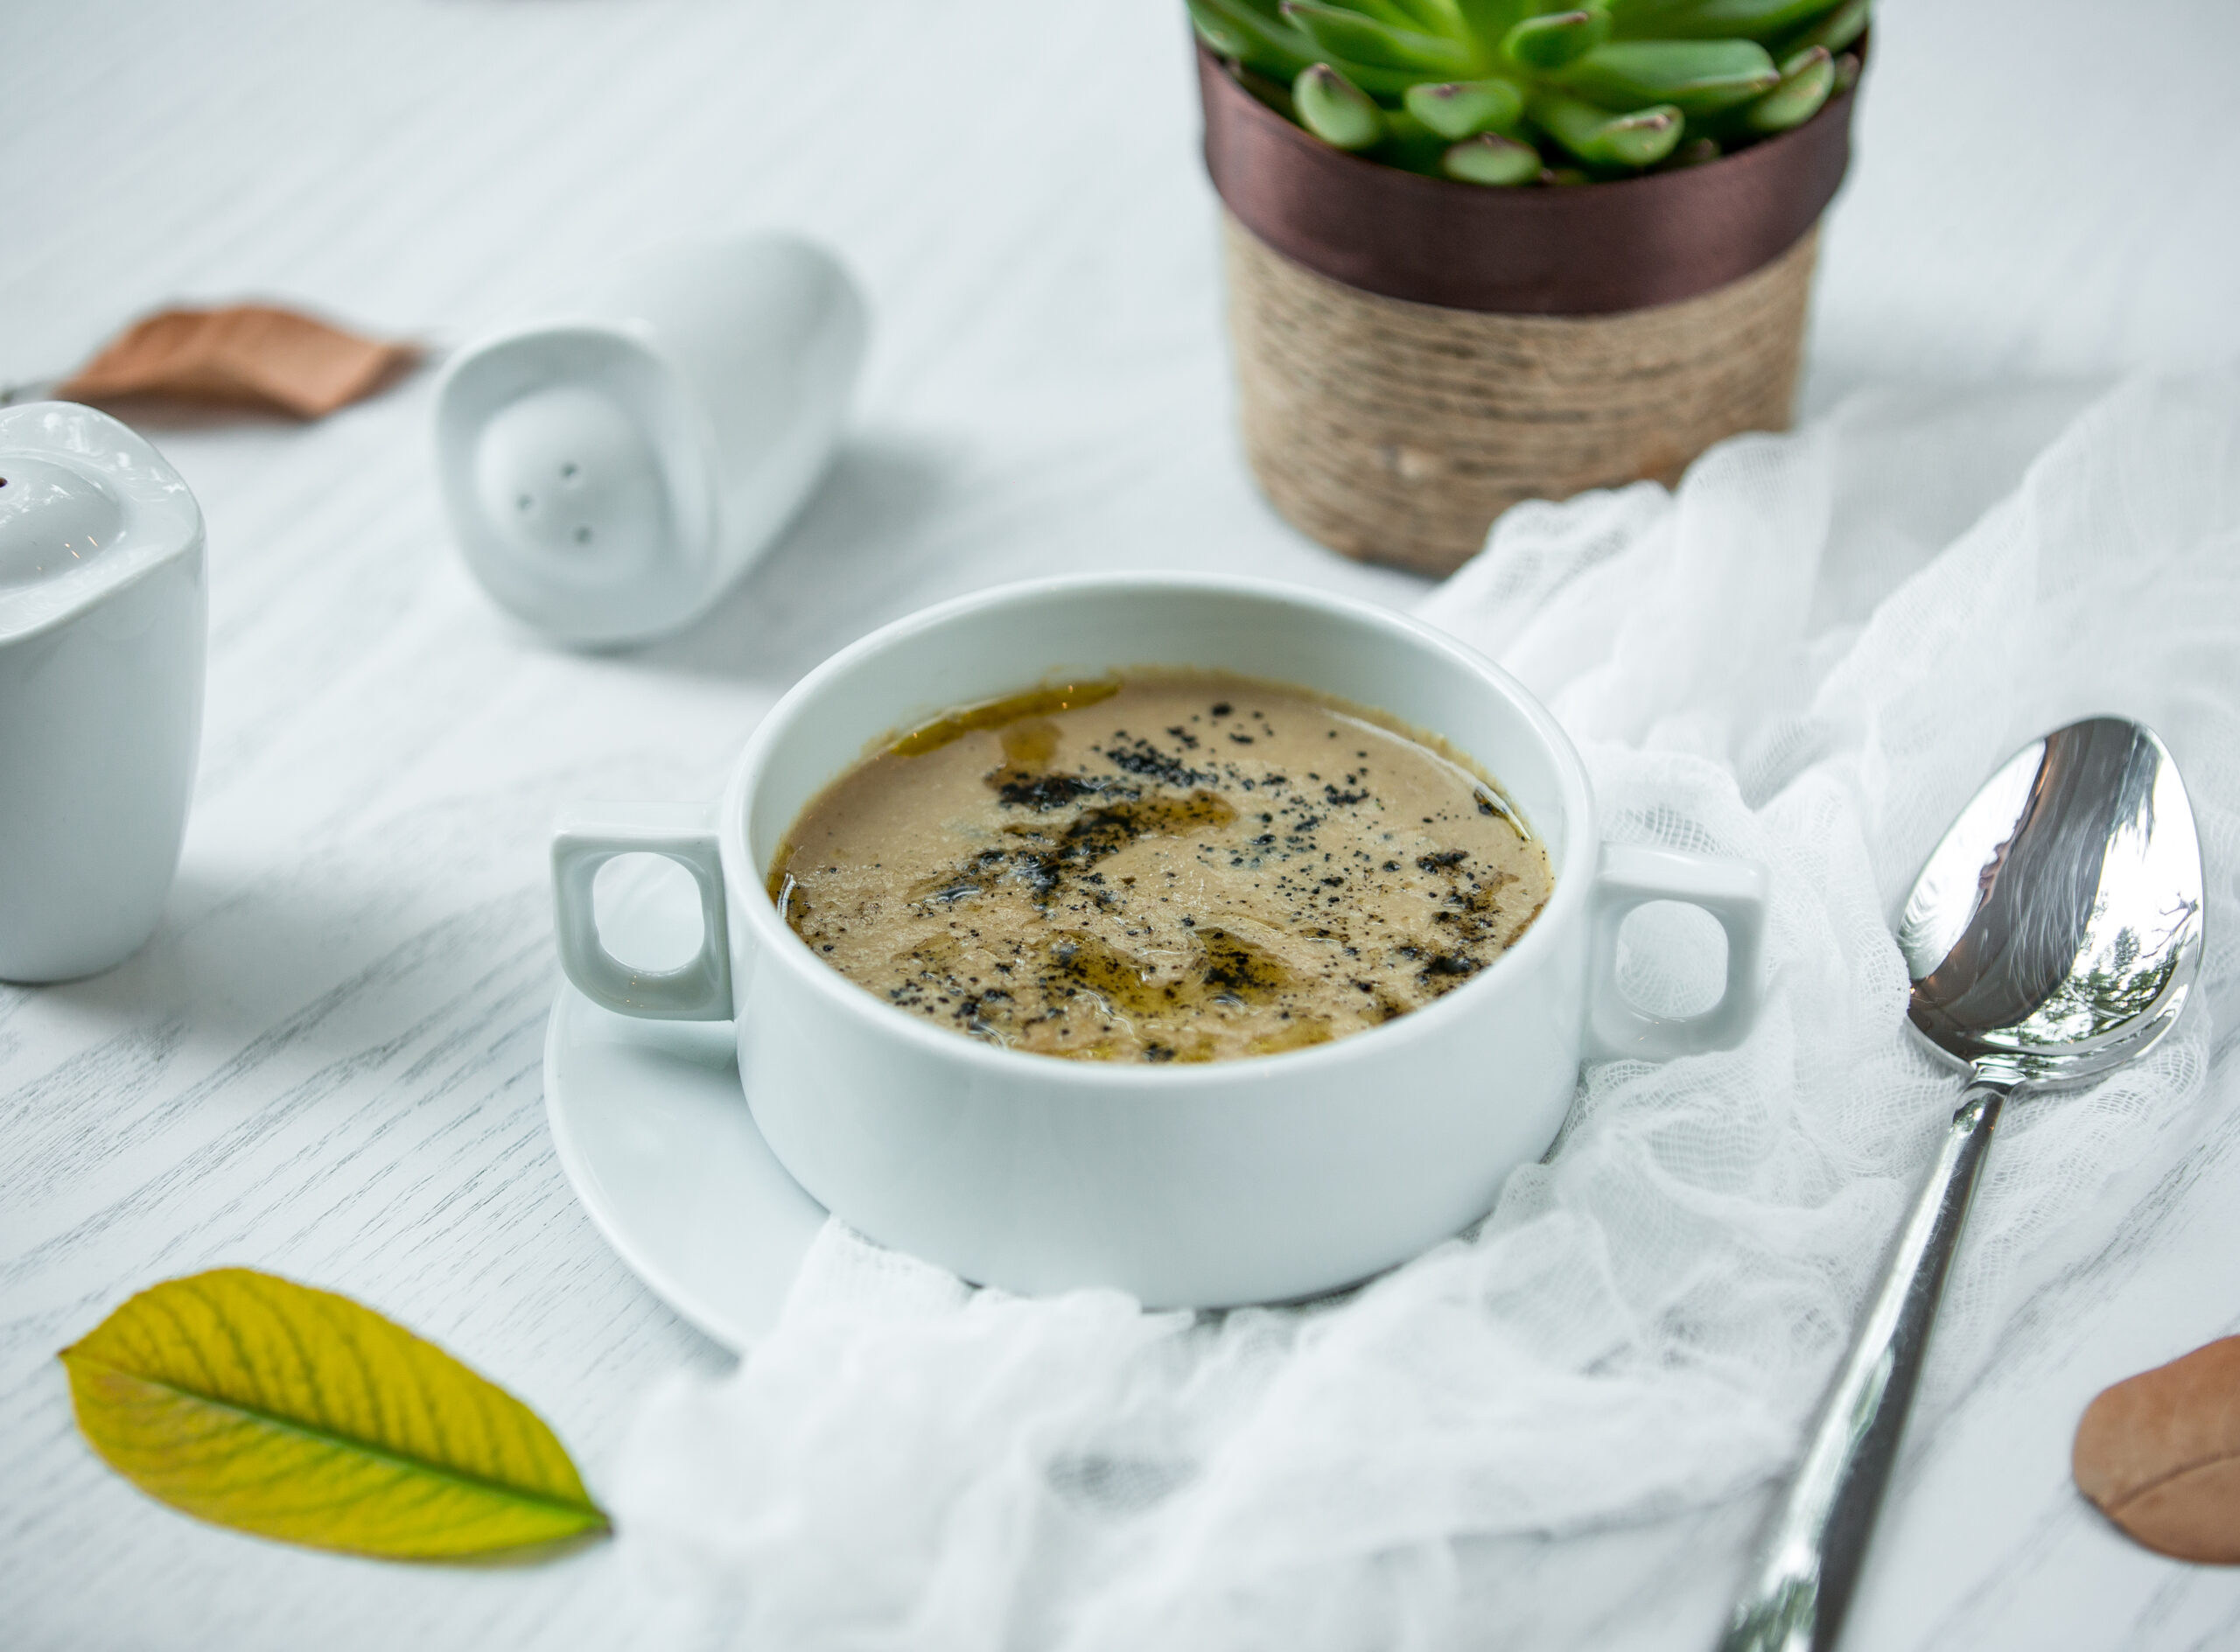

[1716,1078,2010,1652]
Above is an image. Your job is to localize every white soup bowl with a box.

[552,575,1764,1307]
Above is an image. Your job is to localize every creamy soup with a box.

[767,672,1552,1063]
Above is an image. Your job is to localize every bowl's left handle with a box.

[551,802,734,1020]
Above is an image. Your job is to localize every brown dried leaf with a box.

[60,304,419,420]
[2075,1334,2240,1564]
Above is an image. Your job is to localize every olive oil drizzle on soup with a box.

[768,672,1552,1063]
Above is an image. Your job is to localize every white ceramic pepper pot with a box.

[432,233,867,647]
[0,402,206,982]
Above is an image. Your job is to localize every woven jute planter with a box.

[1199,43,1861,577]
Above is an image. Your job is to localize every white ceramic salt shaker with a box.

[0,402,206,982]
[433,233,867,647]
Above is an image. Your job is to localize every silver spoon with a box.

[1718,717,2206,1652]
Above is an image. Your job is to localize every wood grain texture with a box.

[5,1,2240,1648]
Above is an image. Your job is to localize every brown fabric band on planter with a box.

[1198,41,1858,315]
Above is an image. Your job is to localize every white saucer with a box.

[542,859,825,1352]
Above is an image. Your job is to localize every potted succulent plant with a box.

[1188,0,1868,574]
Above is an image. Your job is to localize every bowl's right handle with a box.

[551,802,733,1020]
[1586,843,1768,1060]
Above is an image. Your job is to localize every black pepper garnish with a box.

[1100,737,1214,789]
[997,771,1121,810]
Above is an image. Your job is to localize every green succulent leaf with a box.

[1190,1,1254,62]
[1530,88,1684,164]
[1293,61,1387,149]
[1606,0,1843,43]
[1189,0,1321,80]
[1390,0,1476,27]
[1656,135,1724,169]
[1199,0,1428,97]
[1558,38,1778,114]
[1282,2,1479,74]
[59,1269,609,1561]
[1350,0,1449,29]
[1502,8,1613,70]
[1742,42,1833,130]
[1453,0,1536,51]
[1779,0,1867,54]
[1403,75,1526,138]
[1442,130,1544,184]
[1234,0,1866,178]
[1372,105,1460,173]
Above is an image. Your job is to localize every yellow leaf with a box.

[59,1268,610,1560]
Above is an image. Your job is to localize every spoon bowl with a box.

[1900,717,2203,1084]
[1722,716,2205,1652]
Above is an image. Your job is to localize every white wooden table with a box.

[6,2,2240,1646]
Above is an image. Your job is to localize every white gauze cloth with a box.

[615,374,2240,1649]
